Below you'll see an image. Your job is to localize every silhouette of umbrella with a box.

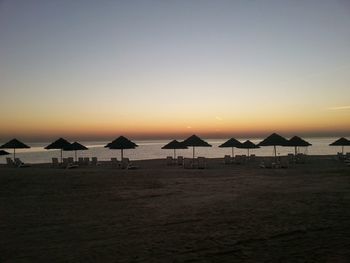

[105,136,138,160]
[0,150,10,156]
[329,137,350,154]
[162,140,188,159]
[288,136,312,155]
[258,133,289,159]
[237,140,260,157]
[45,138,71,163]
[182,135,212,159]
[63,142,88,162]
[219,138,242,157]
[0,139,30,160]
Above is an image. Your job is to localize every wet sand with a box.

[1,157,350,262]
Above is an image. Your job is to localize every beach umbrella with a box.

[288,136,312,155]
[63,142,88,162]
[105,136,138,160]
[237,140,260,157]
[329,137,350,154]
[45,138,71,163]
[0,139,30,160]
[162,140,188,159]
[182,134,212,159]
[0,150,10,156]
[218,138,242,157]
[258,133,289,160]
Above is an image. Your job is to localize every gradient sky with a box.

[1,0,349,141]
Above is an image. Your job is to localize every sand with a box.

[1,156,350,262]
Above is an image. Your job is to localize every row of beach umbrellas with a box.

[1,134,349,162]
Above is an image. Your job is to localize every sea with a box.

[1,137,348,164]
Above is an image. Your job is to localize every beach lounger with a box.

[52,158,59,167]
[183,158,192,169]
[280,157,289,168]
[67,157,74,165]
[6,157,15,167]
[234,155,242,164]
[166,156,173,166]
[78,157,85,165]
[121,158,138,170]
[91,157,100,166]
[177,156,183,166]
[224,155,231,164]
[62,158,78,169]
[14,158,31,168]
[111,158,119,167]
[84,157,90,165]
[198,157,206,169]
[249,154,256,162]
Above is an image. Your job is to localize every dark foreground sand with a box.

[1,157,350,262]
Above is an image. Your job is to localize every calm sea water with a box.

[1,137,348,164]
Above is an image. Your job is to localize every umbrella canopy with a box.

[45,138,71,163]
[162,140,188,159]
[330,137,350,154]
[105,136,138,160]
[258,133,289,159]
[63,142,88,162]
[182,135,212,159]
[0,139,30,160]
[237,140,260,156]
[0,150,10,156]
[219,138,242,157]
[288,136,312,155]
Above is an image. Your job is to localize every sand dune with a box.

[1,157,349,262]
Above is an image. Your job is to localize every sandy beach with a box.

[1,156,349,262]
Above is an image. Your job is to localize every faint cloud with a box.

[186,126,192,129]
[328,105,350,111]
[215,116,223,121]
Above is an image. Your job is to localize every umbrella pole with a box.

[193,146,195,160]
[232,147,234,157]
[342,146,344,155]
[295,146,297,156]
[174,149,176,159]
[13,148,15,160]
[121,149,124,160]
[274,145,277,161]
[61,149,63,163]
[247,148,249,157]
[75,150,77,162]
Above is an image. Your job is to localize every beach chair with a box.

[166,156,173,166]
[224,155,231,165]
[84,157,90,165]
[78,157,85,165]
[121,158,138,170]
[67,157,74,165]
[52,158,59,167]
[280,157,289,169]
[177,156,184,166]
[198,157,206,169]
[296,154,306,164]
[91,157,100,166]
[288,154,295,163]
[14,158,31,168]
[234,155,242,164]
[6,158,15,167]
[249,154,256,162]
[183,158,192,169]
[62,158,78,169]
[241,155,247,164]
[111,158,119,167]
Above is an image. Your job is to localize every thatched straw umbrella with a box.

[105,136,138,160]
[63,142,88,162]
[0,139,30,160]
[162,140,188,159]
[182,135,211,160]
[45,138,71,163]
[329,137,350,155]
[218,138,242,157]
[258,133,289,160]
[288,136,311,155]
[237,140,260,157]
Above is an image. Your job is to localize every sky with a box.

[0,0,350,141]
